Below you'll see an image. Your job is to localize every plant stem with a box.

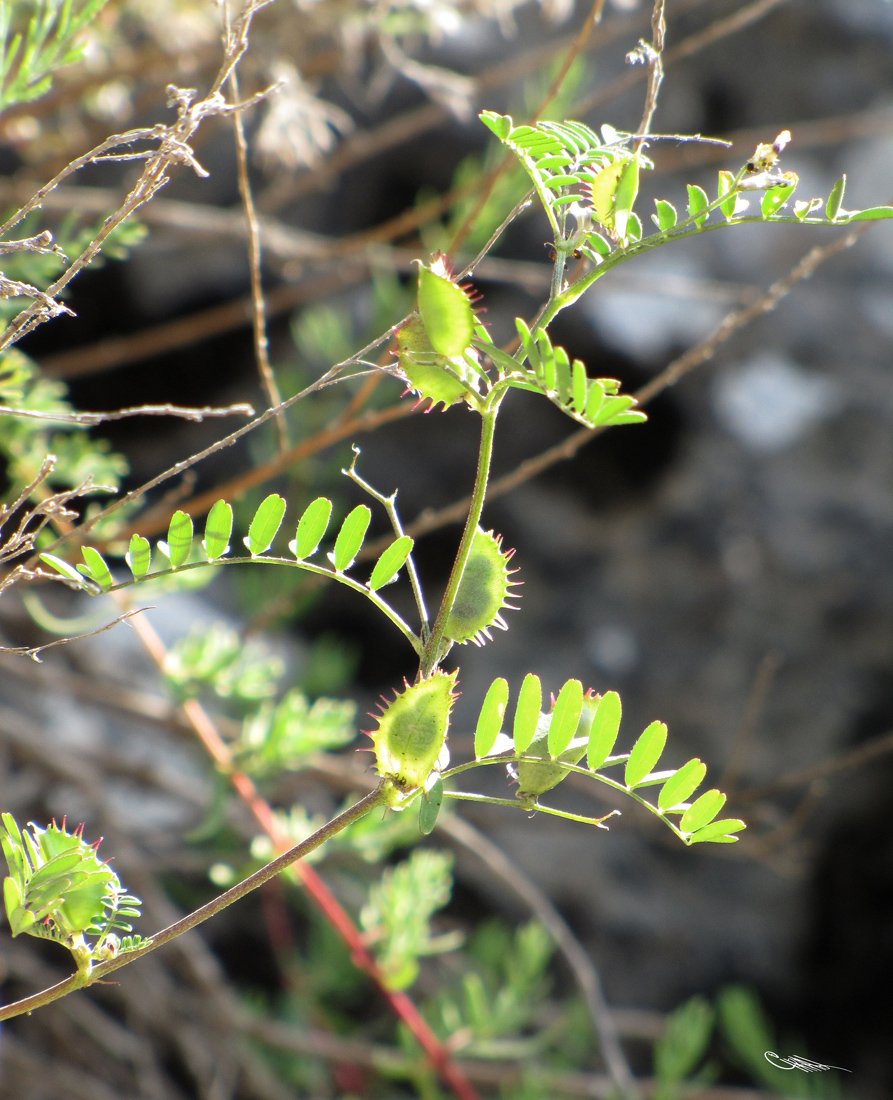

[420,401,500,674]
[0,783,389,1022]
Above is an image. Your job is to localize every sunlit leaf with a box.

[166,511,193,569]
[653,199,678,231]
[625,720,667,788]
[658,758,707,811]
[292,497,332,559]
[39,553,87,587]
[680,789,726,833]
[717,171,737,221]
[126,534,151,578]
[77,546,113,591]
[475,678,509,759]
[513,673,542,754]
[369,535,414,591]
[689,818,746,844]
[587,690,621,770]
[246,494,286,556]
[332,505,372,571]
[847,205,893,221]
[686,184,709,228]
[826,176,846,220]
[547,678,584,757]
[203,500,233,561]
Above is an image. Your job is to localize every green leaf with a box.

[717,170,738,220]
[655,995,715,1085]
[761,181,796,218]
[203,500,233,560]
[475,678,509,759]
[479,110,512,141]
[793,197,821,222]
[584,378,605,421]
[77,546,113,591]
[369,535,414,591]
[536,154,575,172]
[246,494,286,556]
[572,359,587,413]
[689,818,746,844]
[625,720,667,788]
[332,505,372,571]
[40,552,87,587]
[166,511,194,569]
[653,199,677,231]
[126,534,151,578]
[826,175,846,220]
[293,497,332,559]
[419,778,444,835]
[679,789,726,833]
[658,758,707,811]
[513,673,542,754]
[515,317,542,376]
[587,691,621,770]
[686,184,709,228]
[847,205,893,221]
[547,679,584,757]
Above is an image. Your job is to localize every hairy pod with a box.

[444,527,520,646]
[367,671,458,802]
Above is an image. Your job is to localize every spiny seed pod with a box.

[444,528,520,646]
[514,690,600,806]
[366,670,458,800]
[416,252,476,357]
[395,313,473,410]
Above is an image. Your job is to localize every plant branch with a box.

[0,784,388,1022]
[421,402,500,674]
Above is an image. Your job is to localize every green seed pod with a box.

[444,528,520,646]
[395,313,472,410]
[367,670,458,797]
[514,690,600,805]
[416,253,475,357]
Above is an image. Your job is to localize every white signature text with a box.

[765,1052,851,1074]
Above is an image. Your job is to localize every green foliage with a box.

[360,849,459,990]
[654,996,715,1100]
[163,622,284,706]
[467,678,743,843]
[238,690,356,776]
[0,349,128,502]
[0,813,147,974]
[0,0,107,111]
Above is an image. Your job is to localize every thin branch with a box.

[227,56,289,450]
[575,0,793,117]
[0,401,255,425]
[633,0,666,146]
[0,608,148,661]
